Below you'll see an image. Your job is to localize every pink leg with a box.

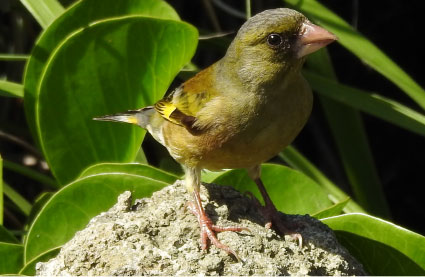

[187,190,248,261]
[248,166,302,246]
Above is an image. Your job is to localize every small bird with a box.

[95,8,336,259]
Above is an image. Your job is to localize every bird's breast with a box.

[198,75,313,170]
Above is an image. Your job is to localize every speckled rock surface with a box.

[36,181,366,276]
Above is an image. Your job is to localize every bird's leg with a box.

[247,165,302,246]
[184,166,247,260]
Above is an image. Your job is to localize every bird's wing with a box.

[154,66,217,133]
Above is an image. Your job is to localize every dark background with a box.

[1,0,424,235]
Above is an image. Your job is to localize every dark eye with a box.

[267,33,283,47]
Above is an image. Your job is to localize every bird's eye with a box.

[267,33,283,47]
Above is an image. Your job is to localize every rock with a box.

[36,181,366,276]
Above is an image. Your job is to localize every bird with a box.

[94,8,337,260]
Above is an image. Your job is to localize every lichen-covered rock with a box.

[36,181,366,276]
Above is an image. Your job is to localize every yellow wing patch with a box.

[154,100,181,125]
[154,64,219,133]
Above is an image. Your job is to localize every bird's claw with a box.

[187,201,247,261]
[244,192,303,248]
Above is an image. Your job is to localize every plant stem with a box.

[3,160,58,189]
[245,0,251,19]
[3,182,31,216]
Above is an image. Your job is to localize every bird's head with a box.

[223,8,337,89]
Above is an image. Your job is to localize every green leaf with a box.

[212,164,332,215]
[285,0,425,110]
[304,70,425,137]
[306,49,390,217]
[24,0,180,145]
[35,16,197,185]
[201,170,229,183]
[27,192,53,228]
[312,197,349,219]
[134,148,148,164]
[19,0,64,28]
[0,242,24,274]
[24,164,174,263]
[322,213,425,275]
[3,182,32,216]
[0,54,29,61]
[79,163,178,184]
[0,225,19,243]
[19,247,60,275]
[279,146,366,213]
[0,80,24,98]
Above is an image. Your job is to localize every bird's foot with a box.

[187,201,248,261]
[245,191,302,247]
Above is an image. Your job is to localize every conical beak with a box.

[296,21,338,58]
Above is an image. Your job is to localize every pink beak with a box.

[296,21,338,58]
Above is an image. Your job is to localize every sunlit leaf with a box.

[0,80,24,98]
[212,164,332,215]
[79,163,178,184]
[279,146,366,213]
[24,0,180,144]
[312,197,349,219]
[24,164,174,263]
[19,0,64,28]
[35,16,197,184]
[323,213,425,275]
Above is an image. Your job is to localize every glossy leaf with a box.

[201,170,229,183]
[0,80,24,98]
[24,164,174,263]
[24,0,180,144]
[323,213,425,275]
[285,0,425,110]
[79,163,178,184]
[312,197,349,219]
[27,192,53,228]
[304,70,425,137]
[0,242,24,274]
[279,146,366,213]
[212,164,332,215]
[19,0,64,28]
[35,16,197,184]
[19,247,61,275]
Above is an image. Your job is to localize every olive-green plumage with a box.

[95,8,337,259]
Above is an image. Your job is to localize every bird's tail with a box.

[93,106,154,129]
